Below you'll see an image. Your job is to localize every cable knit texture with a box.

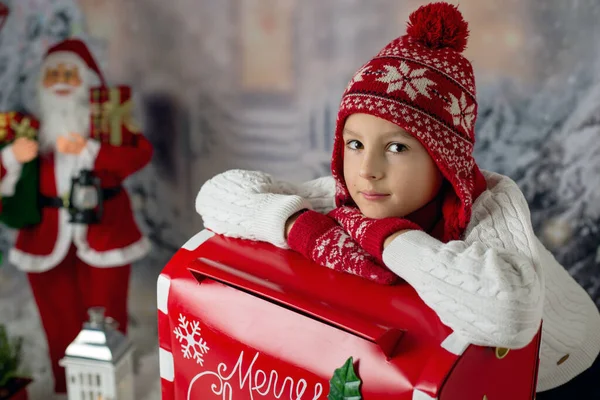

[195,168,600,392]
[195,170,313,249]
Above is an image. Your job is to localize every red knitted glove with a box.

[328,206,422,265]
[287,210,398,285]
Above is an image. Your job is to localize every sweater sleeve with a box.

[274,176,337,214]
[382,178,544,349]
[195,169,311,248]
[196,170,336,247]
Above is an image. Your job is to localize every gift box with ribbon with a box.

[0,112,39,143]
[90,86,140,146]
[0,112,41,229]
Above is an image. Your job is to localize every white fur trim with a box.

[54,152,78,195]
[9,209,73,272]
[75,236,151,267]
[182,229,215,250]
[44,51,87,69]
[42,51,101,87]
[159,348,175,382]
[0,145,23,196]
[52,139,100,202]
[79,139,101,168]
[440,332,471,355]
[9,222,151,271]
[413,389,437,400]
[8,207,151,271]
[157,275,171,314]
[64,139,152,267]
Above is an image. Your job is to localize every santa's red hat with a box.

[43,38,106,86]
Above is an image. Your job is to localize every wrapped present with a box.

[90,86,140,146]
[0,112,41,229]
[158,232,542,400]
[0,112,39,142]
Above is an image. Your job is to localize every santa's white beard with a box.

[38,83,90,154]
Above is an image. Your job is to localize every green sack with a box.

[0,148,41,229]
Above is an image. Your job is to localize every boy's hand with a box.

[328,206,421,264]
[287,210,399,284]
[284,210,306,239]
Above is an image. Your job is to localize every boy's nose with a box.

[359,154,384,180]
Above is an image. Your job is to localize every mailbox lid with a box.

[187,234,451,348]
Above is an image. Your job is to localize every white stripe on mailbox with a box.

[157,274,171,314]
[413,389,437,400]
[159,347,175,382]
[182,229,215,250]
[441,332,471,355]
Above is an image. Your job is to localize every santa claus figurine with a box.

[0,39,153,394]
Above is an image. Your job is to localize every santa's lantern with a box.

[59,307,135,400]
[68,169,103,224]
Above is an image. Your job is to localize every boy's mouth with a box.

[360,191,389,201]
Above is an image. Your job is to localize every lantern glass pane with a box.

[73,186,99,209]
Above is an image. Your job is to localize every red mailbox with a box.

[158,230,541,400]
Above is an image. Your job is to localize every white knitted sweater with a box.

[196,169,600,392]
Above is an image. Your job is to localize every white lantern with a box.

[59,307,135,400]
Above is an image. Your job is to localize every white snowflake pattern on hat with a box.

[446,92,476,132]
[377,62,436,100]
[346,65,371,92]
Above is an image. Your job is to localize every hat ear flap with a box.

[440,185,466,242]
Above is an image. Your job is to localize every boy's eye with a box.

[388,143,408,153]
[346,139,363,150]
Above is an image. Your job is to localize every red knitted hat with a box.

[44,38,106,86]
[331,2,487,242]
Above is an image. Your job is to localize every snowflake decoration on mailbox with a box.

[173,314,210,366]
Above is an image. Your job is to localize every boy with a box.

[196,3,600,397]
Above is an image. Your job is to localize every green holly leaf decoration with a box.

[328,357,362,400]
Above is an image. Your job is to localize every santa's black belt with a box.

[40,186,122,208]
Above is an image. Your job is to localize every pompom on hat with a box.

[331,2,487,242]
[42,38,107,86]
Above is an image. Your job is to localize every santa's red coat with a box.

[0,135,153,271]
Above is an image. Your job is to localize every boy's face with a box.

[342,113,443,219]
